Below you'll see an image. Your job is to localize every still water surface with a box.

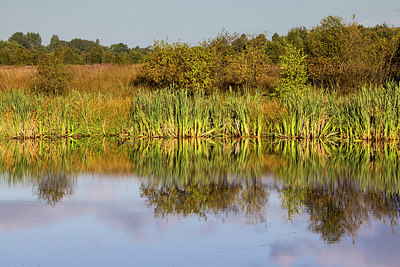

[0,139,399,266]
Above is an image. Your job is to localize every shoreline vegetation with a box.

[1,81,400,141]
[0,16,400,141]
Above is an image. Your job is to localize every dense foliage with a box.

[1,16,399,92]
[138,16,400,92]
[33,51,72,95]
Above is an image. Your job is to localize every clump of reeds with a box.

[335,83,400,141]
[0,89,132,139]
[274,82,400,141]
[129,88,269,138]
[274,89,337,139]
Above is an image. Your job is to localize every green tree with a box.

[102,50,115,63]
[113,51,129,64]
[61,46,83,64]
[86,45,103,64]
[69,38,97,53]
[110,43,129,54]
[26,32,42,49]
[49,35,61,51]
[266,33,284,64]
[8,32,42,50]
[8,32,29,48]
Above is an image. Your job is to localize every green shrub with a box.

[33,51,72,95]
[139,35,278,92]
[213,42,278,90]
[306,16,400,91]
[276,42,308,95]
[139,41,213,92]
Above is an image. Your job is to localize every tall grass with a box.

[129,88,271,138]
[0,89,131,139]
[0,64,139,95]
[2,64,400,140]
[275,82,400,141]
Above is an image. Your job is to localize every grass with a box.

[0,64,140,95]
[2,64,400,140]
[0,89,132,139]
[129,88,272,138]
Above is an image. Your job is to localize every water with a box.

[0,138,399,266]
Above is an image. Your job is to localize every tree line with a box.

[139,16,400,92]
[0,32,152,65]
[1,16,400,92]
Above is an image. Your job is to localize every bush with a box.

[306,16,400,91]
[33,51,72,95]
[276,42,308,95]
[212,40,278,90]
[139,41,213,92]
[139,34,278,92]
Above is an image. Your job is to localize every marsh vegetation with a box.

[0,16,400,141]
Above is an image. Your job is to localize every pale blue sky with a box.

[0,0,399,47]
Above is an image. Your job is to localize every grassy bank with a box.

[1,81,400,140]
[2,64,400,140]
[0,89,132,139]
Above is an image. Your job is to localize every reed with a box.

[274,89,337,139]
[0,89,132,139]
[274,82,400,141]
[336,83,400,141]
[2,64,400,141]
[129,88,271,138]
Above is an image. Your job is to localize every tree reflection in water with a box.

[141,178,268,224]
[277,141,400,243]
[35,173,75,206]
[0,138,400,242]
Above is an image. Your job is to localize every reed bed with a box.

[2,63,400,141]
[0,66,35,90]
[69,64,140,95]
[275,82,400,141]
[130,89,272,138]
[0,89,132,139]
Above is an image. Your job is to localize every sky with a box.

[0,0,399,48]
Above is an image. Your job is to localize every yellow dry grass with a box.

[0,64,141,95]
[0,66,35,90]
[70,64,140,95]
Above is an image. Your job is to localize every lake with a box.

[0,138,399,266]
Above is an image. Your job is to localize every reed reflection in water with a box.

[0,138,399,243]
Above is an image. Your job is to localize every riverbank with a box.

[1,81,400,140]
